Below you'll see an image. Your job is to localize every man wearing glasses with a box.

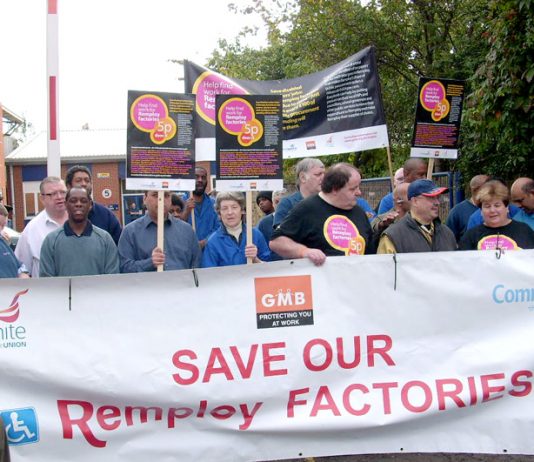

[14,176,68,277]
[377,179,457,253]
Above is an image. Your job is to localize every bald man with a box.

[511,177,534,230]
[372,182,410,235]
[377,158,427,214]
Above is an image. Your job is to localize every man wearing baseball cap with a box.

[377,179,457,253]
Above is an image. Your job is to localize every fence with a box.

[361,171,464,221]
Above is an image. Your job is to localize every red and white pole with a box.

[47,0,61,177]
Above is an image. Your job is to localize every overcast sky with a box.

[0,0,264,134]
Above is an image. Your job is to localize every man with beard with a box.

[181,166,219,248]
[40,188,119,276]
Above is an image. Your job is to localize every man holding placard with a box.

[118,191,200,272]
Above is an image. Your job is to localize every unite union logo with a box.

[0,289,29,349]
[0,289,29,323]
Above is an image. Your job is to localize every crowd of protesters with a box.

[1,160,534,279]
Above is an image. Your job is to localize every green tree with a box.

[203,0,530,182]
[459,0,534,181]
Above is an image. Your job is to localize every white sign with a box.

[102,188,112,199]
[1,251,534,461]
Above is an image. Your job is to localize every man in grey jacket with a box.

[377,179,457,254]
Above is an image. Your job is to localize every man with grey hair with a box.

[272,157,325,228]
[15,176,68,277]
[202,191,270,267]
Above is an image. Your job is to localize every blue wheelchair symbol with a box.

[1,408,39,446]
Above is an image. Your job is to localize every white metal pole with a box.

[47,0,61,177]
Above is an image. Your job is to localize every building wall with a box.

[11,161,122,231]
[11,165,25,231]
[0,107,7,201]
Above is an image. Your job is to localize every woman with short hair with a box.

[201,192,270,267]
[459,181,534,251]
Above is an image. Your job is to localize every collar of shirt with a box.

[64,221,93,237]
[43,209,65,227]
[142,213,172,229]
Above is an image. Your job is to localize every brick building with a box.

[5,128,212,231]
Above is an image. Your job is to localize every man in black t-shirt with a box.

[270,163,374,266]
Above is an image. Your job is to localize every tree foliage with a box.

[202,0,530,182]
[458,0,534,181]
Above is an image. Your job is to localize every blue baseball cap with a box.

[408,179,448,200]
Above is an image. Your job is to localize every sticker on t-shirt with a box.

[323,215,366,255]
[477,234,519,251]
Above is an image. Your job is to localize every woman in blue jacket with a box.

[201,192,270,267]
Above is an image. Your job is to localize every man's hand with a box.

[185,196,196,212]
[302,248,326,266]
[377,211,398,231]
[151,247,165,268]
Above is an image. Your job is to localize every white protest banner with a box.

[1,250,534,461]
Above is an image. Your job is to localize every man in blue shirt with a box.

[511,177,534,230]
[273,158,325,228]
[0,236,29,279]
[446,174,489,242]
[119,190,200,272]
[377,159,427,214]
[181,166,219,249]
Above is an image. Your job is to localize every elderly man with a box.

[273,157,325,228]
[65,165,122,244]
[446,174,489,241]
[15,176,68,277]
[378,179,457,253]
[119,190,201,272]
[377,159,428,214]
[511,177,534,230]
[270,163,374,266]
[40,188,119,277]
[372,182,410,235]
[181,166,220,248]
